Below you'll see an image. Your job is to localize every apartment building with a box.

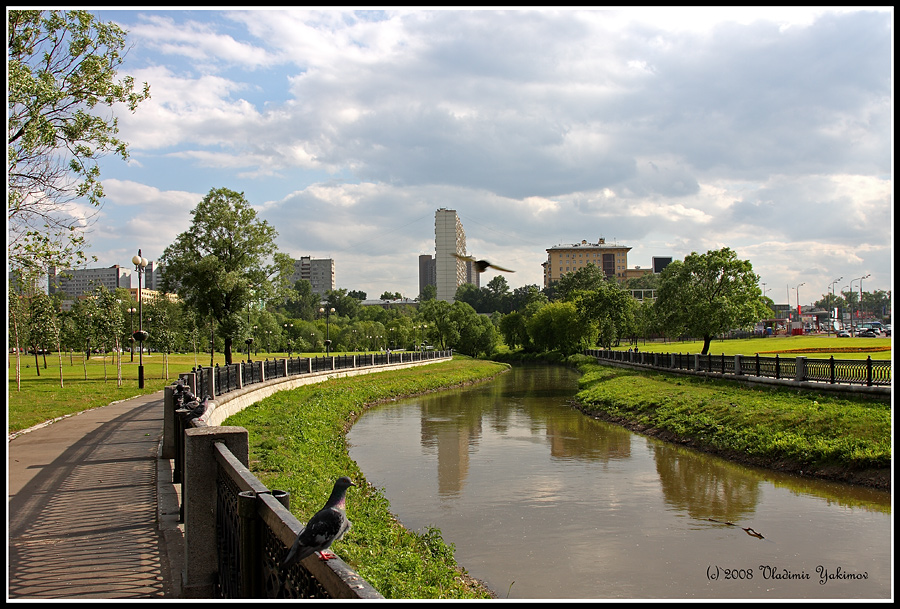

[434,208,468,302]
[289,256,335,296]
[543,238,632,287]
[48,265,132,297]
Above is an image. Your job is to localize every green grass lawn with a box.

[7,350,376,434]
[616,334,891,360]
[573,360,891,474]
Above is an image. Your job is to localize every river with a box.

[347,365,892,600]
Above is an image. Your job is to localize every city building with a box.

[418,254,436,298]
[48,265,132,297]
[434,208,468,302]
[543,238,631,287]
[289,256,335,296]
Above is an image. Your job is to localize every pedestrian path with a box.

[7,392,180,599]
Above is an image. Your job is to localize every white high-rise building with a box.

[434,208,467,302]
[289,256,335,296]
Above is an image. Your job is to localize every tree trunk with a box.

[701,335,712,355]
[224,337,233,365]
[32,347,41,376]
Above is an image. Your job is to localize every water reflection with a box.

[348,365,891,599]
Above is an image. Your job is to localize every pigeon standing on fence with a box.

[282,476,356,567]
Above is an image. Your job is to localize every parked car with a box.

[884,325,891,337]
[836,330,851,337]
[858,329,878,337]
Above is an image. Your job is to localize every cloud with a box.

[84,8,891,298]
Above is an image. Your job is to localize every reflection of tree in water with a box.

[544,415,633,462]
[651,441,761,522]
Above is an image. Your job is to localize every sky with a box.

[71,7,892,306]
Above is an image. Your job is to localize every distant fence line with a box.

[166,349,452,598]
[585,349,891,390]
[180,350,450,402]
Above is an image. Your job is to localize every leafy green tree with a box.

[379,291,402,300]
[93,286,125,385]
[419,284,437,302]
[160,187,293,364]
[508,284,547,313]
[324,288,360,319]
[572,281,636,349]
[347,289,367,300]
[654,247,769,355]
[555,264,608,301]
[526,301,590,355]
[484,275,511,313]
[419,299,459,351]
[27,291,58,375]
[499,311,530,350]
[7,10,150,275]
[284,279,320,321]
[454,283,483,312]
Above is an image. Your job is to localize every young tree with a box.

[555,264,608,302]
[654,247,769,355]
[7,10,150,275]
[160,187,293,365]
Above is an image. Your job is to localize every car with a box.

[858,329,878,337]
[836,330,851,338]
[884,325,892,337]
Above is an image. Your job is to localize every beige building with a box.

[435,208,467,302]
[543,238,632,287]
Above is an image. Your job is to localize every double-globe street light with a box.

[828,277,842,334]
[319,307,335,355]
[132,250,149,388]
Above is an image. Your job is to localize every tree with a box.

[347,289,367,301]
[379,291,402,300]
[555,264,608,301]
[499,311,530,351]
[654,247,769,355]
[419,284,437,302]
[454,283,483,312]
[7,10,150,275]
[572,281,636,349]
[160,187,293,365]
[324,288,360,319]
[526,301,591,355]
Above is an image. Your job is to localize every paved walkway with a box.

[8,392,183,599]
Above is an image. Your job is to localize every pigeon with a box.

[452,253,515,273]
[282,476,356,567]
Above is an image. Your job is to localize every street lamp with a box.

[131,250,149,388]
[319,307,335,355]
[828,277,842,335]
[794,282,805,326]
[858,273,870,324]
[849,274,870,334]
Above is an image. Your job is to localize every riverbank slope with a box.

[571,360,891,491]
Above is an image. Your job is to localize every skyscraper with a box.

[434,208,467,302]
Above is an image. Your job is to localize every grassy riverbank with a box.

[571,358,891,490]
[223,356,508,599]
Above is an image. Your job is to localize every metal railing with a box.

[179,350,451,401]
[585,349,891,387]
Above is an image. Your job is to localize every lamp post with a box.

[794,282,805,327]
[127,307,136,361]
[858,273,870,324]
[849,275,870,334]
[319,307,335,355]
[131,250,149,388]
[828,277,842,335]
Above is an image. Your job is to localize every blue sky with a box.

[76,8,891,303]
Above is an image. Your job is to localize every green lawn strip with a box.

[612,335,891,359]
[574,363,891,471]
[223,357,508,599]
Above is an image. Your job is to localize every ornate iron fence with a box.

[585,349,890,387]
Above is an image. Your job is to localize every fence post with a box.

[205,366,216,398]
[238,490,263,598]
[795,356,807,382]
[734,354,742,376]
[162,385,178,459]
[182,426,249,598]
[867,356,873,386]
[775,354,780,379]
[829,356,835,384]
[755,354,760,377]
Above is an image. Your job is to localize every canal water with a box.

[347,365,891,600]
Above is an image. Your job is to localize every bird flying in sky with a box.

[452,253,515,273]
